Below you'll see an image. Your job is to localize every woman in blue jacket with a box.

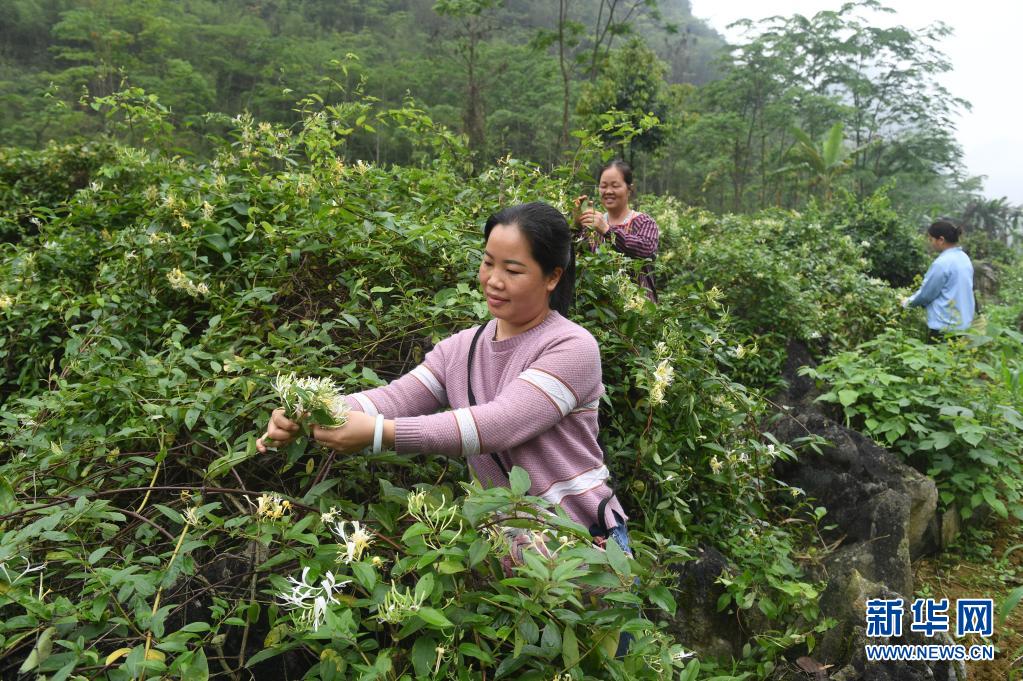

[902,220,975,339]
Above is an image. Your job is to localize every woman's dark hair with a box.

[928,219,962,243]
[597,159,634,188]
[484,202,576,316]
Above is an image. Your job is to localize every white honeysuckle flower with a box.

[166,268,209,298]
[0,556,45,584]
[710,456,724,475]
[377,580,427,624]
[254,492,291,520]
[649,358,675,406]
[278,567,350,631]
[273,374,349,427]
[328,519,374,564]
[182,507,201,526]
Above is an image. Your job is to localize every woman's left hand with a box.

[311,410,377,454]
[578,209,609,235]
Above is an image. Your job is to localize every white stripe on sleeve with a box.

[518,368,578,416]
[351,394,378,417]
[570,398,600,414]
[410,365,446,404]
[540,466,610,505]
[453,408,481,457]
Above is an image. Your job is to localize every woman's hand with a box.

[577,208,609,235]
[311,410,380,454]
[257,408,301,453]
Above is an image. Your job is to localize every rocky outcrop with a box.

[768,340,955,680]
[668,340,958,678]
[668,545,741,659]
[816,570,965,681]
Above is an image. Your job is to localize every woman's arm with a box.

[257,336,454,454]
[340,329,466,418]
[606,213,659,259]
[908,260,950,308]
[344,361,447,418]
[393,334,602,457]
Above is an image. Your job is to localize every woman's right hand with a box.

[256,408,301,453]
[572,195,591,227]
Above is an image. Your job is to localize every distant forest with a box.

[2,0,1016,225]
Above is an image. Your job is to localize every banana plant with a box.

[785,121,875,203]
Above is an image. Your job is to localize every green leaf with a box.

[518,615,539,644]
[415,572,435,602]
[438,560,464,574]
[411,635,437,678]
[982,488,1008,518]
[838,389,859,407]
[562,625,579,668]
[495,654,529,679]
[417,607,453,629]
[509,466,531,496]
[458,642,494,663]
[203,234,229,253]
[604,534,631,577]
[206,444,256,479]
[540,622,562,655]
[467,537,489,567]
[999,586,1023,628]
[179,647,209,681]
[351,560,377,591]
[648,585,677,615]
[19,626,55,673]
[0,475,15,513]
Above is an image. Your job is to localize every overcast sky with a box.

[691,0,1023,205]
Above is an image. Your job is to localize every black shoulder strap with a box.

[466,323,511,480]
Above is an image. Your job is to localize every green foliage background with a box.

[1,1,1022,679]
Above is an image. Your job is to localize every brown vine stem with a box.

[0,485,318,522]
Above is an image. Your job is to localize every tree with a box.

[786,122,874,203]
[961,197,1023,247]
[576,38,672,164]
[433,0,503,156]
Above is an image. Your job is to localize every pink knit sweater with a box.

[344,311,626,531]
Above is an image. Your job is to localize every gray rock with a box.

[818,570,966,681]
[668,545,741,659]
[772,412,939,562]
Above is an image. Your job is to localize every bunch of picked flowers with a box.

[272,373,350,429]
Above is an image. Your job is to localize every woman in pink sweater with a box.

[257,202,628,541]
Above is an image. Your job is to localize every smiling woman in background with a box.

[575,159,660,301]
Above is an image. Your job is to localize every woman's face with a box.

[479,223,561,325]
[599,166,630,214]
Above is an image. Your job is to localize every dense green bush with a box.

[0,94,837,679]
[813,189,928,288]
[651,204,902,387]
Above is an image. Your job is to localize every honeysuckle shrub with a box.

[646,201,904,387]
[803,319,1023,521]
[0,92,854,679]
[810,189,928,289]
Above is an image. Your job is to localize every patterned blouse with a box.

[589,210,659,301]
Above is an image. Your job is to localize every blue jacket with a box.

[908,247,975,331]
